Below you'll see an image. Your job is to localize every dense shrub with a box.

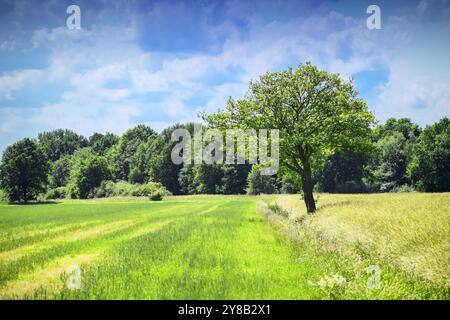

[94,180,133,198]
[94,180,170,199]
[131,183,152,197]
[389,184,416,193]
[45,187,67,199]
[149,188,166,201]
[132,182,169,197]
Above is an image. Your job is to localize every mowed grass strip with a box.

[0,200,203,256]
[0,200,216,292]
[0,221,104,253]
[0,202,196,257]
[28,199,317,300]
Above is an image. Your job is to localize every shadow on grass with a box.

[316,199,368,212]
[316,200,353,211]
[5,200,60,205]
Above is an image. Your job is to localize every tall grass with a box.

[267,193,450,299]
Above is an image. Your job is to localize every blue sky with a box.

[1,0,449,153]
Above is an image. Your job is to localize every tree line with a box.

[0,116,448,203]
[0,64,449,211]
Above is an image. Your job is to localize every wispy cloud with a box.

[0,0,449,153]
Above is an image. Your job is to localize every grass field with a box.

[0,196,317,299]
[0,194,448,299]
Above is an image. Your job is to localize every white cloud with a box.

[0,69,43,99]
[373,60,450,125]
[202,82,248,114]
[0,107,30,133]
[33,102,142,136]
[1,4,449,153]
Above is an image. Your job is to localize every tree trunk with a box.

[300,159,316,213]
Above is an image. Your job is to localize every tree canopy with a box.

[66,149,112,199]
[114,125,157,181]
[49,155,72,188]
[148,123,196,195]
[38,129,88,161]
[373,117,421,142]
[203,63,375,212]
[408,117,450,192]
[89,132,119,156]
[0,138,49,202]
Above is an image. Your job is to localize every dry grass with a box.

[274,193,450,288]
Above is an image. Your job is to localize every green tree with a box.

[114,125,156,181]
[178,164,197,195]
[89,132,119,156]
[204,63,374,212]
[192,164,224,194]
[49,155,72,188]
[178,164,249,195]
[408,117,450,192]
[367,118,421,192]
[373,117,421,142]
[246,165,276,195]
[0,138,49,202]
[148,135,182,194]
[279,174,301,194]
[149,123,195,195]
[220,164,251,194]
[129,140,153,184]
[38,129,88,161]
[375,132,412,191]
[315,150,369,193]
[67,149,112,199]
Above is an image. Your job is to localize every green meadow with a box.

[0,194,448,299]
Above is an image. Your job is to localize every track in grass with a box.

[0,197,318,299]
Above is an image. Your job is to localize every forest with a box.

[1,116,449,203]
